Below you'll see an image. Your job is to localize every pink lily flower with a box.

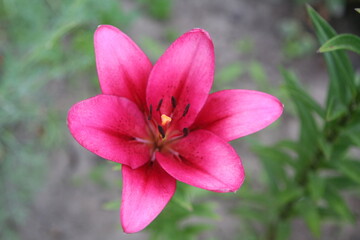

[67,25,283,233]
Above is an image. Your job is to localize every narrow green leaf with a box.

[172,196,193,212]
[319,34,360,54]
[303,200,321,238]
[280,67,324,118]
[326,176,359,190]
[252,145,294,166]
[307,5,355,110]
[318,137,332,161]
[342,117,360,147]
[325,186,354,222]
[295,198,322,238]
[277,188,303,206]
[325,95,348,121]
[192,202,219,219]
[356,8,360,14]
[252,144,293,192]
[337,160,360,184]
[276,221,291,240]
[308,173,325,201]
[171,182,194,211]
[275,140,300,153]
[280,68,319,160]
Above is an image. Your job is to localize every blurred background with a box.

[1,0,359,239]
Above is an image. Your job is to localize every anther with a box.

[148,104,153,120]
[158,125,166,138]
[183,128,189,137]
[182,104,190,117]
[171,96,177,108]
[156,99,163,111]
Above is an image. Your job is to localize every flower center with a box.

[141,96,191,158]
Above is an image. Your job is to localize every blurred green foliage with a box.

[0,0,134,239]
[232,5,360,240]
[295,0,347,17]
[279,19,316,59]
[146,182,219,240]
[136,0,173,20]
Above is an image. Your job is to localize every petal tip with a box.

[189,28,211,40]
[95,24,118,34]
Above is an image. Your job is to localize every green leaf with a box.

[252,144,294,166]
[252,144,293,192]
[274,140,300,153]
[280,67,324,118]
[356,8,360,14]
[302,199,321,238]
[325,95,348,121]
[280,68,319,160]
[295,198,322,238]
[319,34,360,54]
[341,116,360,147]
[318,137,332,161]
[308,173,325,201]
[172,195,193,212]
[325,186,354,222]
[171,182,194,211]
[277,188,303,206]
[326,176,359,190]
[307,5,355,110]
[275,221,291,240]
[337,160,360,184]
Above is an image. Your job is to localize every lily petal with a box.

[193,89,283,142]
[94,25,152,109]
[121,162,176,233]
[146,29,215,129]
[67,95,150,169]
[157,130,244,192]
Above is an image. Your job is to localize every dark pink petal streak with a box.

[67,95,150,169]
[156,130,244,192]
[146,29,215,130]
[193,89,284,142]
[94,25,152,109]
[121,162,176,233]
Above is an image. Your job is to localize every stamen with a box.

[148,104,152,120]
[168,149,184,162]
[183,128,189,137]
[156,99,163,111]
[150,151,157,162]
[182,104,190,117]
[134,137,152,144]
[158,125,166,138]
[171,96,177,108]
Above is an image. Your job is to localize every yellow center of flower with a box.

[161,114,172,126]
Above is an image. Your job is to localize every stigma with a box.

[161,114,172,126]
